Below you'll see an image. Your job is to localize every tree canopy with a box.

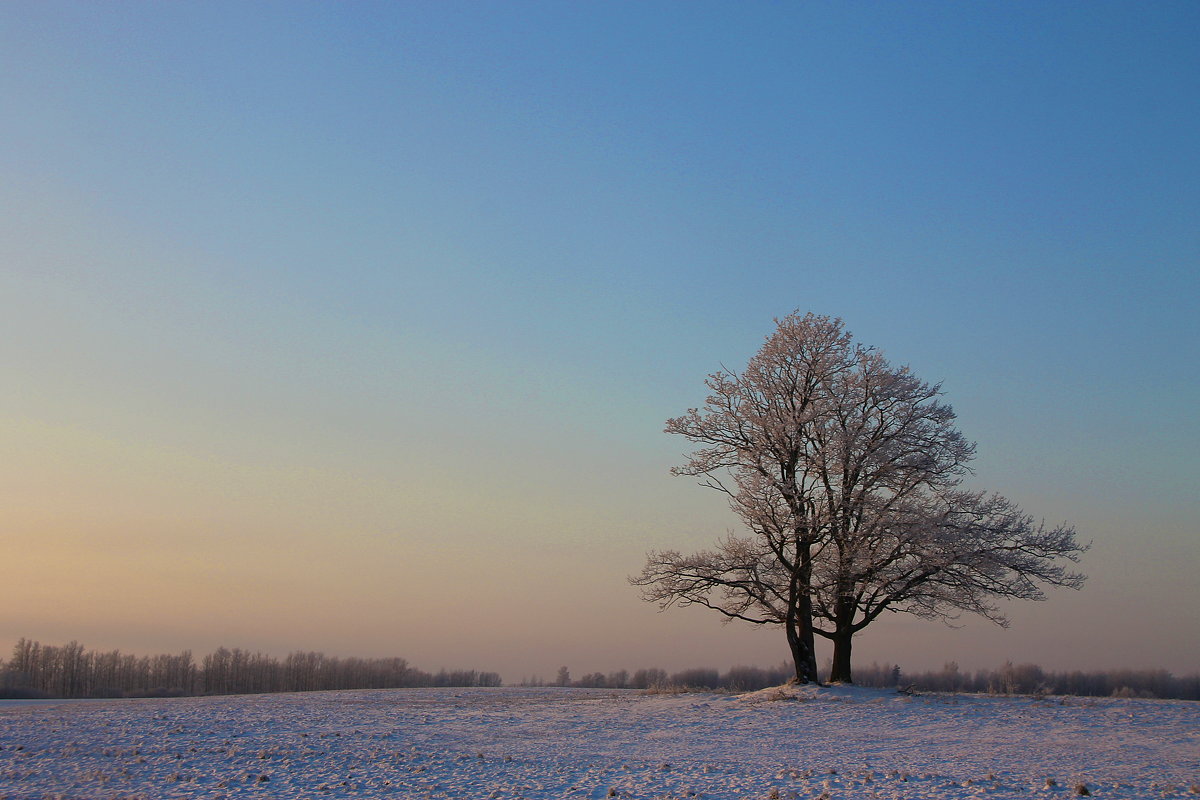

[634,312,1086,683]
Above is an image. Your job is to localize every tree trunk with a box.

[797,544,820,684]
[785,617,816,684]
[795,594,819,683]
[828,594,855,683]
[784,548,820,685]
[829,633,853,683]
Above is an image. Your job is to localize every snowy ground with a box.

[1,684,1197,799]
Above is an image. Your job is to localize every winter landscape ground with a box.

[1,684,1197,800]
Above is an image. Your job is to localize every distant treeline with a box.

[7,639,1195,701]
[522,664,796,692]
[533,661,1200,700]
[0,639,501,699]
[850,660,1200,700]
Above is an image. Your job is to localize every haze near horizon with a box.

[2,2,1197,681]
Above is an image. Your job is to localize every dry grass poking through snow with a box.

[1,685,1197,799]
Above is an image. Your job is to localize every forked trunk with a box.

[785,549,820,685]
[785,618,819,684]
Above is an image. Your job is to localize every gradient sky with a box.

[2,2,1197,681]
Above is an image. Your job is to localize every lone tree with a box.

[633,312,1086,684]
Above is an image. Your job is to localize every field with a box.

[1,684,1197,799]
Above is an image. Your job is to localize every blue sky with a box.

[2,2,1197,678]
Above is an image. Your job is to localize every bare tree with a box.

[634,312,1086,684]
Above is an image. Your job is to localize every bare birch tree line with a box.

[0,638,500,698]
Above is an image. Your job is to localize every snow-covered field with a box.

[1,684,1197,799]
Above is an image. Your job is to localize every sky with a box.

[2,1,1197,682]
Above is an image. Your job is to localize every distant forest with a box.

[848,661,1200,700]
[5,639,1196,701]
[0,639,500,699]
[535,661,1200,701]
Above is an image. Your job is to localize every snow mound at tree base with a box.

[737,682,904,703]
